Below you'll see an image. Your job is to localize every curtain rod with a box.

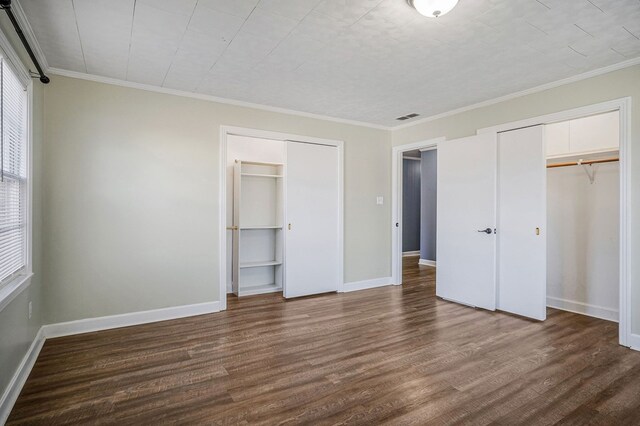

[547,157,619,169]
[0,0,49,84]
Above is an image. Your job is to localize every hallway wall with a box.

[420,150,437,262]
[402,158,421,252]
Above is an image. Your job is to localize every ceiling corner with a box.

[11,0,49,72]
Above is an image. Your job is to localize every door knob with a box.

[477,228,493,234]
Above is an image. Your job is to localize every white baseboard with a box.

[402,251,420,257]
[43,301,221,339]
[0,327,45,424]
[546,296,618,323]
[419,259,436,267]
[342,277,393,293]
[1,301,222,421]
[629,334,640,351]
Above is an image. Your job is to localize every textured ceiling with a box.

[19,0,640,127]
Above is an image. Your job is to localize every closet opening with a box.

[225,135,285,298]
[477,99,630,346]
[545,111,620,324]
[219,127,344,309]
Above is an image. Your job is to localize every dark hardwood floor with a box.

[9,257,640,424]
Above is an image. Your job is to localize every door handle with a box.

[477,228,493,234]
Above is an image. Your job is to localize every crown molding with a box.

[47,67,393,131]
[391,56,640,131]
[10,0,49,72]
[9,0,640,131]
[43,56,640,133]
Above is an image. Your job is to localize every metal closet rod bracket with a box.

[0,0,50,84]
[547,156,619,184]
[578,159,596,184]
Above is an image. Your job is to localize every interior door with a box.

[436,133,497,310]
[497,126,547,320]
[285,141,340,298]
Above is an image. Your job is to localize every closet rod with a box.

[547,157,619,169]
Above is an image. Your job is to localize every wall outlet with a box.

[376,196,384,205]
[28,301,32,319]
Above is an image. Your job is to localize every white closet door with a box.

[497,126,546,320]
[285,142,340,298]
[436,133,497,311]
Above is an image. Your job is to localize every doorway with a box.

[401,149,438,268]
[392,138,443,285]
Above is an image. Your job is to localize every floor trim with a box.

[546,296,618,323]
[42,301,221,339]
[342,277,393,293]
[0,327,45,424]
[419,259,436,267]
[2,301,222,421]
[402,251,420,257]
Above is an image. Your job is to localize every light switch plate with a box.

[376,196,384,205]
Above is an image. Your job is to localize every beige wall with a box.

[42,75,392,323]
[393,64,640,336]
[0,26,45,402]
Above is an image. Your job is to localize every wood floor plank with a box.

[7,257,640,425]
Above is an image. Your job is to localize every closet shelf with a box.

[240,225,283,230]
[239,260,282,268]
[237,283,282,297]
[241,173,283,178]
[238,160,283,166]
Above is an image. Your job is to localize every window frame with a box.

[0,27,33,312]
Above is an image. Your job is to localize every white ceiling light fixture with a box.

[407,0,459,18]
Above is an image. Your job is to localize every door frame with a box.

[391,137,445,285]
[477,97,632,348]
[219,126,344,310]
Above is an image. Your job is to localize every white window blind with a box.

[0,57,27,286]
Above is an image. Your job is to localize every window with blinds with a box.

[0,57,27,287]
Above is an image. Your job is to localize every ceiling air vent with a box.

[396,113,420,121]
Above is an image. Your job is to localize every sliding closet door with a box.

[284,142,340,298]
[437,133,497,311]
[497,126,546,320]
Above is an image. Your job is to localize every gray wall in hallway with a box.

[402,158,421,252]
[420,150,437,261]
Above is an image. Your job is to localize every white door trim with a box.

[478,97,632,348]
[391,137,445,285]
[219,126,344,309]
